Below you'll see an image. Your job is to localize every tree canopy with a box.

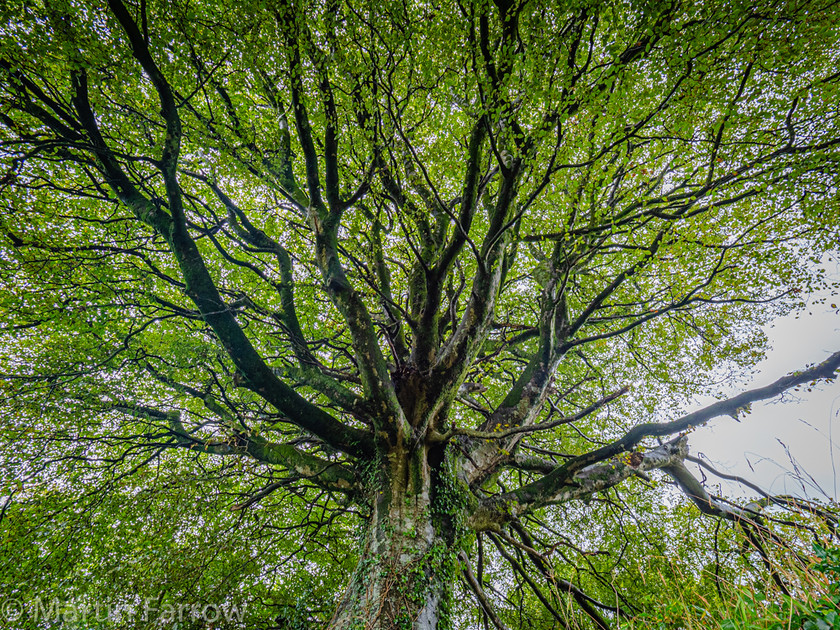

[1,0,840,628]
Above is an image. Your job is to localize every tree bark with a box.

[328,445,459,630]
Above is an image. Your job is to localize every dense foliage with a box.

[1,0,840,627]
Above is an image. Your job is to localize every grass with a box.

[617,545,840,630]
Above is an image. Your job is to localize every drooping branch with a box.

[508,522,632,619]
[484,533,572,630]
[687,455,840,537]
[663,461,794,595]
[459,550,511,630]
[663,461,763,524]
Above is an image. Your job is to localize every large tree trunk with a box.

[328,444,459,630]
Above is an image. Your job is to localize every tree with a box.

[1,0,840,627]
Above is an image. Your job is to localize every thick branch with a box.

[468,438,688,531]
[69,64,372,458]
[663,461,759,523]
[115,404,362,494]
[557,350,840,479]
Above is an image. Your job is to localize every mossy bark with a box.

[328,445,458,630]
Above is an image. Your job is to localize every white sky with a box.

[689,255,840,501]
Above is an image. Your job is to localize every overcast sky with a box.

[688,255,840,501]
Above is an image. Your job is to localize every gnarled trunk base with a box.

[329,539,448,630]
[328,447,459,630]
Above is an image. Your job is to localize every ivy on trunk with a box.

[2,0,840,628]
